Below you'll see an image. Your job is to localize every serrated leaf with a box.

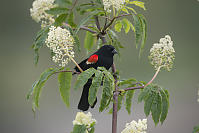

[72,125,87,133]
[74,68,96,90]
[118,78,136,86]
[137,14,147,57]
[75,10,100,34]
[144,91,155,117]
[125,89,135,114]
[32,26,49,65]
[118,94,124,111]
[122,18,131,33]
[121,8,129,13]
[138,86,150,103]
[126,6,137,14]
[88,70,103,106]
[99,73,114,112]
[58,68,72,107]
[114,20,122,32]
[151,92,162,126]
[131,13,142,49]
[26,80,38,100]
[45,7,69,15]
[129,1,146,10]
[84,31,96,51]
[32,68,57,111]
[54,13,68,26]
[160,89,169,124]
[68,12,77,28]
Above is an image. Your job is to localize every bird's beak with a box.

[112,49,118,54]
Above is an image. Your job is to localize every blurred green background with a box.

[1,0,199,133]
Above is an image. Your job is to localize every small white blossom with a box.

[149,35,175,71]
[73,112,96,128]
[45,26,74,67]
[103,0,125,11]
[30,0,56,27]
[121,119,147,133]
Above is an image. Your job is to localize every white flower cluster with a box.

[103,0,125,11]
[73,112,96,128]
[45,26,74,67]
[149,35,175,71]
[30,0,56,27]
[121,119,147,133]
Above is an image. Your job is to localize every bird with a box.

[74,45,117,111]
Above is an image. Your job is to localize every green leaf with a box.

[84,31,96,51]
[32,68,57,111]
[75,10,100,34]
[138,86,150,103]
[58,68,72,107]
[118,78,136,86]
[125,89,135,114]
[129,1,146,10]
[131,13,142,49]
[144,91,155,117]
[26,80,38,100]
[193,126,199,133]
[151,92,162,126]
[89,126,95,133]
[88,70,103,106]
[118,94,124,111]
[160,89,169,124]
[68,12,77,28]
[99,72,114,112]
[54,13,68,26]
[137,14,147,57]
[121,8,129,13]
[122,18,131,34]
[32,26,49,65]
[74,68,96,90]
[114,20,122,32]
[72,125,87,133]
[126,6,137,14]
[55,0,72,7]
[45,7,69,15]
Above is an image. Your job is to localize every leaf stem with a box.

[144,66,161,88]
[123,66,162,91]
[68,55,83,73]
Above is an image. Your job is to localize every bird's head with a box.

[97,45,118,57]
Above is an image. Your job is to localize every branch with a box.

[95,16,101,31]
[111,63,118,133]
[80,26,97,34]
[102,14,130,32]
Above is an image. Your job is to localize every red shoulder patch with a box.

[87,54,98,64]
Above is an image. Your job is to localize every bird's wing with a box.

[86,54,98,64]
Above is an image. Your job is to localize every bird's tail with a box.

[78,79,97,111]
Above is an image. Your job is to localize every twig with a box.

[102,14,130,32]
[95,16,101,31]
[80,26,97,34]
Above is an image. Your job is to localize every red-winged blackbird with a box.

[74,45,117,111]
